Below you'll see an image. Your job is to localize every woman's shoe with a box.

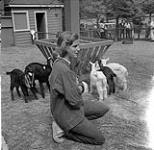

[52,121,65,143]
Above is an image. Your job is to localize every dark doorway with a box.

[36,13,46,39]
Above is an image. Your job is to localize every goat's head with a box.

[24,71,35,88]
[47,51,59,67]
[89,61,100,71]
[100,57,110,66]
[47,57,53,68]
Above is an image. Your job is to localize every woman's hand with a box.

[78,81,89,94]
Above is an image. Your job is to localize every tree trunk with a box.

[96,14,100,29]
[115,17,119,41]
[149,13,152,23]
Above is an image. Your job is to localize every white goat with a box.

[90,61,108,101]
[100,57,128,91]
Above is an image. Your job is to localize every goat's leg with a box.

[46,81,50,91]
[20,86,29,103]
[90,83,93,93]
[123,80,127,91]
[103,87,108,100]
[10,85,15,100]
[108,79,115,95]
[39,82,45,98]
[96,81,104,101]
[16,86,21,97]
[33,81,39,93]
[30,87,38,100]
[107,80,112,95]
[102,79,108,100]
[90,80,95,94]
[112,79,116,93]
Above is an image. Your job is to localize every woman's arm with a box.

[62,71,84,109]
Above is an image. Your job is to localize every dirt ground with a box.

[1,41,154,150]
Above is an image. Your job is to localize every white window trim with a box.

[34,11,48,39]
[9,5,64,8]
[12,10,30,32]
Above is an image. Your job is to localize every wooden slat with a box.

[36,45,48,59]
[44,46,53,59]
[93,46,102,62]
[90,46,99,62]
[34,39,113,75]
[34,40,56,48]
[42,46,50,59]
[80,40,113,49]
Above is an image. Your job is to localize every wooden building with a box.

[2,0,64,47]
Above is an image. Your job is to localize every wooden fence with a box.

[80,26,152,41]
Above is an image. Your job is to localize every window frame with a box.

[12,10,30,32]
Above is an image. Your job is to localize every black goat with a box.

[6,69,38,103]
[24,59,52,98]
[98,60,117,95]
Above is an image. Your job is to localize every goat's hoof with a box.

[108,92,111,95]
[34,95,38,99]
[99,99,104,102]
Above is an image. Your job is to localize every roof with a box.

[4,0,63,6]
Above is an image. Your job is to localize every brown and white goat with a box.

[100,57,128,91]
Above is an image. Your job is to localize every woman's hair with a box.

[56,31,79,57]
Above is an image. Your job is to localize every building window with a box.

[12,11,30,32]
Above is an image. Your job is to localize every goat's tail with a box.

[6,71,12,75]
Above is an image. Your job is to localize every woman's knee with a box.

[99,103,110,116]
[84,100,110,119]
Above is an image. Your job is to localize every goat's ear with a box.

[47,57,52,61]
[95,61,98,65]
[98,59,101,65]
[106,57,109,62]
[95,61,100,68]
[89,61,93,65]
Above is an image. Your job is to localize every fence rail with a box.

[34,26,152,42]
[80,26,153,41]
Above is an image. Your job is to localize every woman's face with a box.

[67,40,80,58]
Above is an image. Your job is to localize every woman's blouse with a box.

[49,57,84,132]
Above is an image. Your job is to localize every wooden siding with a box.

[47,9,62,32]
[12,7,63,46]
[14,31,32,46]
[1,16,14,47]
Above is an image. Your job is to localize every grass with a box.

[1,41,154,150]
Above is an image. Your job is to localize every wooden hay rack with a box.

[34,39,113,76]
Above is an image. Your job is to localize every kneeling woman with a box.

[49,31,109,145]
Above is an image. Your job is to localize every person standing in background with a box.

[150,20,154,41]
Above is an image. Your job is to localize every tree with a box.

[80,0,137,40]
[80,0,107,27]
[141,0,154,22]
[104,0,136,40]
